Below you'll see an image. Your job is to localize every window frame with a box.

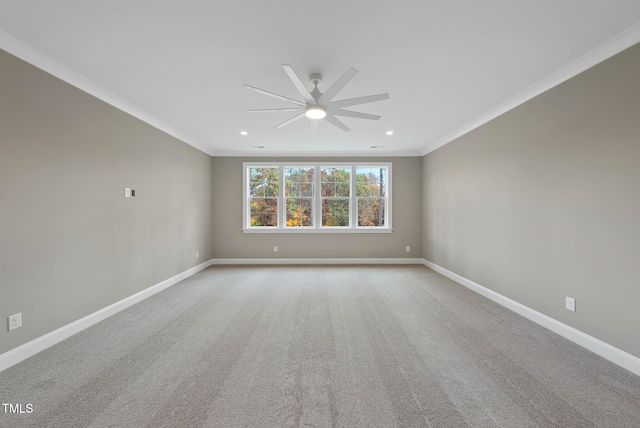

[243,162,392,233]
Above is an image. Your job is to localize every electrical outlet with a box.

[566,297,576,312]
[406,246,411,252]
[124,187,131,198]
[196,251,199,259]
[8,313,22,331]
[273,246,278,252]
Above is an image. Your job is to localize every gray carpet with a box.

[1,265,639,427]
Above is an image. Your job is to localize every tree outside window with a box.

[356,167,386,227]
[249,167,279,227]
[321,167,350,227]
[285,167,314,227]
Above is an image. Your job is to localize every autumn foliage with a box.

[249,166,386,228]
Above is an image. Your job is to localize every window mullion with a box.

[314,165,320,228]
[279,166,284,229]
[350,165,356,228]
[243,167,248,229]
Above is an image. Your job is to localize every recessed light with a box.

[386,130,394,135]
[240,131,248,135]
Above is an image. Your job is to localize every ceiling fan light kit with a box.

[305,106,326,119]
[245,64,389,132]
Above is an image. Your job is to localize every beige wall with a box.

[0,50,215,355]
[211,157,422,259]
[422,43,640,358]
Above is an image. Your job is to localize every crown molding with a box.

[4,23,638,161]
[210,149,423,157]
[420,23,640,157]
[0,30,215,156]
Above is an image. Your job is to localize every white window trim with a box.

[243,162,392,233]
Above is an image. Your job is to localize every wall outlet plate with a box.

[124,187,131,198]
[8,313,22,331]
[566,297,576,312]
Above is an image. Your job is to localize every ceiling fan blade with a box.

[317,67,358,104]
[310,119,319,134]
[275,112,306,129]
[247,108,305,112]
[244,84,306,107]
[331,109,381,120]
[324,114,351,132]
[282,65,315,104]
[329,93,389,109]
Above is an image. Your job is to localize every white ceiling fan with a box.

[244,65,389,132]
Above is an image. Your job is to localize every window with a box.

[248,167,279,227]
[321,167,350,227]
[243,162,392,233]
[285,167,314,227]
[356,167,386,227]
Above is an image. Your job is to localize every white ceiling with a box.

[1,1,639,156]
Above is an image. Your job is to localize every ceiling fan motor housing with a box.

[309,73,323,85]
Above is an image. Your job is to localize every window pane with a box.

[250,182,279,197]
[322,199,350,226]
[250,198,278,226]
[265,183,279,197]
[250,167,279,197]
[321,167,349,193]
[321,167,344,182]
[335,183,350,197]
[285,167,314,197]
[321,183,335,197]
[356,167,385,197]
[299,183,313,197]
[358,198,385,226]
[356,182,370,197]
[250,167,279,182]
[286,198,313,227]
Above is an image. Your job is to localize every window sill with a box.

[242,228,393,234]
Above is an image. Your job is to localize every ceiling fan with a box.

[244,65,389,132]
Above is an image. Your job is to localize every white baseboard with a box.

[211,257,424,265]
[6,258,636,377]
[421,259,640,377]
[0,259,215,372]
